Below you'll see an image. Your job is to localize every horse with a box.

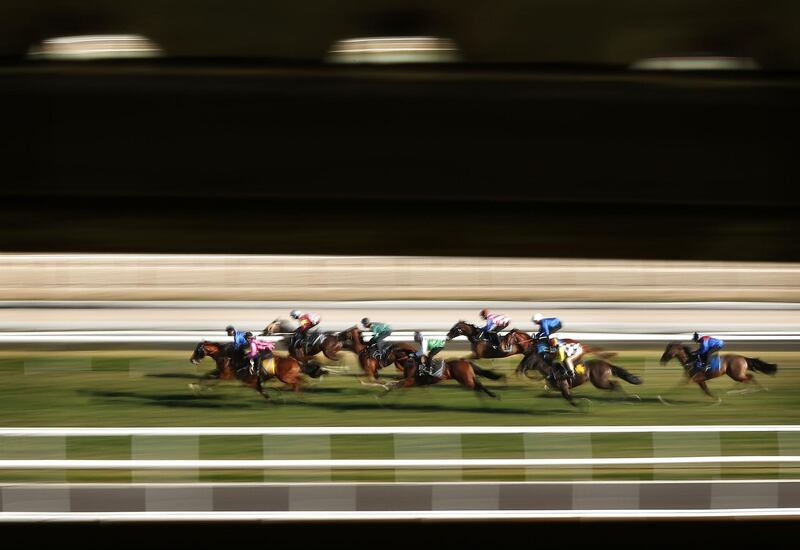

[659,342,777,400]
[189,341,326,399]
[338,326,417,380]
[517,349,642,407]
[445,321,535,359]
[375,357,504,398]
[514,337,617,378]
[261,319,345,362]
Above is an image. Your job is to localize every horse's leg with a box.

[693,377,719,401]
[255,377,270,400]
[559,380,577,407]
[455,365,498,399]
[725,361,764,394]
[379,377,413,397]
[473,378,497,399]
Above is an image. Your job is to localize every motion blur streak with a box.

[326,36,460,63]
[1,254,798,301]
[630,56,760,70]
[27,34,163,60]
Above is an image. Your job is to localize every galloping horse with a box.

[377,358,504,398]
[517,349,642,406]
[338,326,417,380]
[261,319,345,362]
[445,321,535,359]
[189,341,325,399]
[660,342,777,400]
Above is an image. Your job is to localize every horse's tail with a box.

[610,364,642,385]
[302,360,328,379]
[746,357,778,375]
[469,362,504,381]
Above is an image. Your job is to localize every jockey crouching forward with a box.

[289,310,320,353]
[414,331,445,377]
[244,332,276,376]
[226,325,249,368]
[691,332,725,375]
[532,313,563,360]
[549,336,583,381]
[478,309,511,351]
[361,318,392,361]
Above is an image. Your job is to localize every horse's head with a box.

[660,342,688,365]
[191,341,224,364]
[446,321,474,340]
[338,326,362,348]
[261,319,283,336]
[190,341,207,364]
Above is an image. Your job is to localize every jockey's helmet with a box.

[361,317,370,326]
[225,325,235,333]
[244,332,253,339]
[693,332,700,342]
[480,308,490,318]
[532,313,543,323]
[290,310,300,319]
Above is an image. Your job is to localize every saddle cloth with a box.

[261,357,277,376]
[563,342,583,358]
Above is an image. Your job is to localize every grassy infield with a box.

[0,349,798,482]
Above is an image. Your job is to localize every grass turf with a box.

[0,349,797,482]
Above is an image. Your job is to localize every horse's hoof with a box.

[657,395,672,405]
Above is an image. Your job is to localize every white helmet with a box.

[290,310,301,319]
[532,313,543,322]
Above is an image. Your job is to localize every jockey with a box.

[691,332,725,374]
[226,325,249,366]
[414,331,445,376]
[532,313,563,342]
[289,310,321,352]
[361,318,392,357]
[478,309,511,350]
[549,335,581,379]
[244,332,276,375]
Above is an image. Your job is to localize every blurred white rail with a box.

[4,509,800,521]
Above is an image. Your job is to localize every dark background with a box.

[1,63,798,261]
[0,1,799,261]
[2,519,799,550]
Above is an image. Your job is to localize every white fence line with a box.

[1,457,799,469]
[3,509,800,521]
[3,425,800,437]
